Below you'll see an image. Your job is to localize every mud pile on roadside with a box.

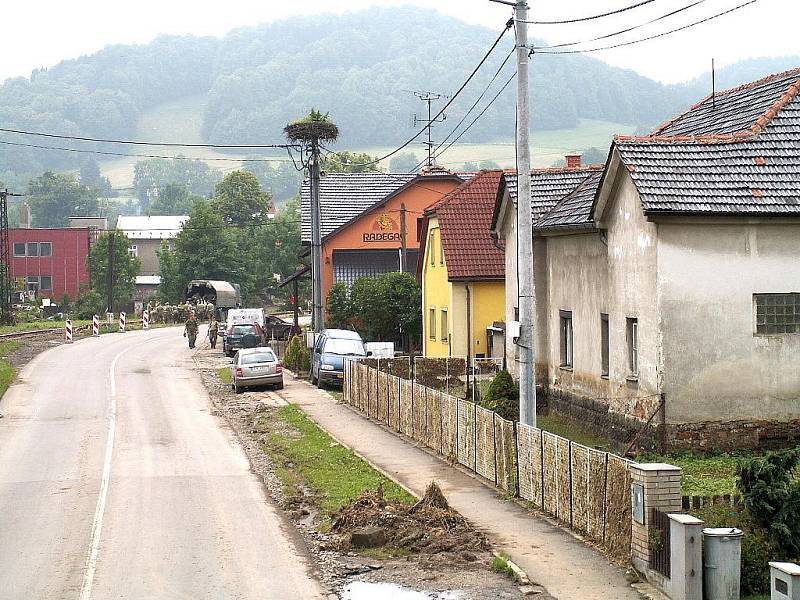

[330,482,489,556]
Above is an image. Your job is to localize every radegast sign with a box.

[363,213,401,243]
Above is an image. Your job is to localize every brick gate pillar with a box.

[629,462,682,573]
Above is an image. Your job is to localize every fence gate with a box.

[649,508,671,578]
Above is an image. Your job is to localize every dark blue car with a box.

[311,329,366,388]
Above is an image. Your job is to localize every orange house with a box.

[301,169,466,308]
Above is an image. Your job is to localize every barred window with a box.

[754,293,800,334]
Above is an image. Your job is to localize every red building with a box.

[9,228,93,300]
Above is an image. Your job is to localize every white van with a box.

[225,308,265,331]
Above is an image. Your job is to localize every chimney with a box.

[565,154,582,169]
[19,202,31,229]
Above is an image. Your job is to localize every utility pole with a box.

[399,203,407,273]
[106,230,115,316]
[513,0,536,426]
[310,138,324,333]
[410,91,447,167]
[0,189,21,325]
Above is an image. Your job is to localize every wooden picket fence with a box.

[344,360,635,559]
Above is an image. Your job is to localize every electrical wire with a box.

[329,20,514,169]
[0,139,295,163]
[0,126,296,149]
[534,0,759,54]
[532,0,708,50]
[434,47,515,153]
[438,72,517,158]
[519,0,656,24]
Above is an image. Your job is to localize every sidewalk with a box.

[281,375,643,600]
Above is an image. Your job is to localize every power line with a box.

[0,139,295,163]
[0,126,296,150]
[534,0,759,54]
[333,20,514,169]
[533,0,709,50]
[519,0,657,24]
[438,72,517,158]
[434,47,515,153]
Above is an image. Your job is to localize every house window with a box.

[25,276,39,291]
[13,243,25,257]
[439,234,445,265]
[129,244,138,258]
[626,317,639,377]
[429,308,436,339]
[754,293,800,334]
[40,276,52,291]
[601,313,610,377]
[26,242,39,257]
[429,230,436,266]
[440,309,448,341]
[559,310,573,368]
[39,242,52,257]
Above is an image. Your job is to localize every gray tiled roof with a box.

[616,70,800,214]
[300,173,415,242]
[654,69,800,136]
[503,166,605,221]
[615,70,800,216]
[536,171,603,230]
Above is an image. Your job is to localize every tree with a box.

[481,370,519,421]
[244,161,303,202]
[148,183,198,216]
[155,241,184,304]
[211,170,274,225]
[326,282,354,329]
[27,172,100,227]
[348,272,422,350]
[389,152,420,173]
[79,159,102,186]
[86,231,140,311]
[320,151,383,174]
[133,158,222,212]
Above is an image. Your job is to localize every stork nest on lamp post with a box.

[284,109,339,143]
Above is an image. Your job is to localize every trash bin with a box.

[703,527,743,599]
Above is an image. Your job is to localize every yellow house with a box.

[419,170,506,359]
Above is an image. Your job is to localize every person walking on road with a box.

[184,311,199,349]
[207,316,219,349]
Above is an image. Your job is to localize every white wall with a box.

[658,221,800,423]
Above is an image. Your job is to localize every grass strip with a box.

[264,404,415,515]
[0,341,21,399]
[218,368,232,385]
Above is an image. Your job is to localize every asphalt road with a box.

[0,327,323,600]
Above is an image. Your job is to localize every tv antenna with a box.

[408,90,448,168]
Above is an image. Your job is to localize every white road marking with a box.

[78,342,135,600]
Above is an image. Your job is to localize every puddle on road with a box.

[340,581,463,600]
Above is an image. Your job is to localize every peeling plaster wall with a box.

[658,222,800,423]
[543,172,661,422]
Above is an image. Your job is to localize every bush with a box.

[694,503,780,595]
[481,370,519,421]
[284,334,310,374]
[737,448,800,556]
[72,291,104,319]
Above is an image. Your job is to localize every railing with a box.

[682,494,743,511]
[344,359,636,559]
[649,508,672,577]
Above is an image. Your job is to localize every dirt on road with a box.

[193,347,532,599]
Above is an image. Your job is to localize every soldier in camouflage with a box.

[184,311,199,349]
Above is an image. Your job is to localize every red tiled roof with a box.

[432,170,505,281]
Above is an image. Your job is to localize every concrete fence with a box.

[344,360,635,559]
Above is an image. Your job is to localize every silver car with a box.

[230,347,283,393]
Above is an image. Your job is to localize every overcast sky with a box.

[2,0,792,84]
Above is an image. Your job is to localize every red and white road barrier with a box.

[92,314,100,337]
[142,310,150,330]
[65,319,73,344]
[118,312,126,333]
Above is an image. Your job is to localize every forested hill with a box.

[0,6,797,181]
